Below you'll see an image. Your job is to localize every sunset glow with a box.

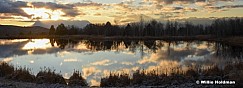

[22,39,52,50]
[0,0,243,87]
[22,8,65,20]
[0,0,242,26]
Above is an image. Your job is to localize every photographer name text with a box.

[196,80,235,85]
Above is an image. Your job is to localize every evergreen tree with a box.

[49,25,55,35]
[56,23,67,35]
[124,24,131,36]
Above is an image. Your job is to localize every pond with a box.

[0,39,243,86]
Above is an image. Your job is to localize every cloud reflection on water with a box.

[0,39,242,86]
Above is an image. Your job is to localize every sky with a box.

[0,0,243,26]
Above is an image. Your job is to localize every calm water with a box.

[0,39,243,86]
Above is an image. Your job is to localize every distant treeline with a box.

[49,18,243,37]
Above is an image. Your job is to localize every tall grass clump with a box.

[7,67,35,82]
[36,67,66,84]
[100,72,130,87]
[0,62,14,77]
[68,70,88,86]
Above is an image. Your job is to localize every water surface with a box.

[0,39,242,86]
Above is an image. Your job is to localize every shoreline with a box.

[0,35,242,47]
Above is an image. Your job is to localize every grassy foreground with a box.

[0,62,87,87]
[100,62,243,87]
[0,61,243,87]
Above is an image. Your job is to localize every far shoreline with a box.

[0,35,242,47]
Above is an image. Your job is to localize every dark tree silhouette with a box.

[50,17,243,38]
[49,25,55,35]
[55,23,67,35]
[124,24,131,36]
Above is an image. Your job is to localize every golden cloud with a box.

[82,66,101,78]
[2,58,13,63]
[91,59,111,66]
[90,79,100,86]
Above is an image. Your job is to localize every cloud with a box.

[63,58,79,62]
[82,67,101,78]
[0,0,242,24]
[135,41,240,74]
[121,61,133,65]
[30,2,74,10]
[0,16,15,19]
[0,39,78,58]
[131,66,140,71]
[137,42,214,65]
[94,13,102,16]
[0,0,30,17]
[91,59,111,66]
[146,60,180,71]
[135,42,227,74]
[196,0,206,2]
[201,4,243,13]
[103,70,111,77]
[2,58,13,63]
[146,0,195,5]
[207,5,243,10]
[113,14,154,25]
[0,39,29,58]
[122,0,135,4]
[147,0,234,5]
[30,2,80,17]
[74,2,103,7]
[90,79,100,86]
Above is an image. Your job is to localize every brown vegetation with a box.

[1,61,243,87]
[100,72,130,87]
[100,62,243,87]
[68,70,88,86]
[7,67,35,82]
[0,62,87,86]
[36,67,66,84]
[0,62,14,77]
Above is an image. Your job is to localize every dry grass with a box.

[36,67,66,84]
[100,62,243,87]
[0,62,14,77]
[0,62,88,86]
[1,61,243,87]
[68,70,88,86]
[7,67,35,82]
[100,72,130,87]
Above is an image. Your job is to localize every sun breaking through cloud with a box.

[0,0,243,26]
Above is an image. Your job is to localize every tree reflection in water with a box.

[50,38,243,59]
